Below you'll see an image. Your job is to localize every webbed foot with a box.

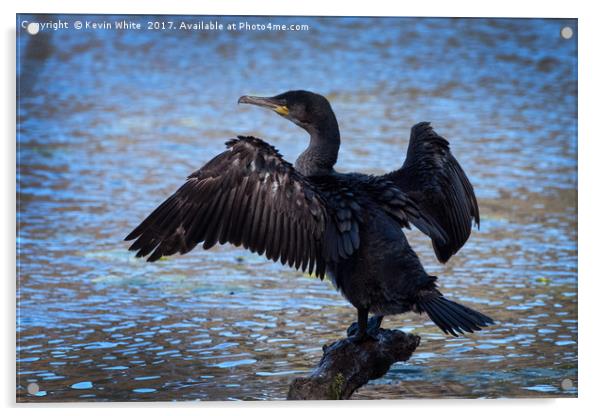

[346,315,384,342]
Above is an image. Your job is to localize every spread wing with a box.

[125,136,340,278]
[383,122,480,263]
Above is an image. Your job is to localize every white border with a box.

[4,1,601,415]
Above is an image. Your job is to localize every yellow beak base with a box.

[274,106,289,116]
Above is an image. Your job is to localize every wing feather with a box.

[125,136,344,278]
[384,122,479,263]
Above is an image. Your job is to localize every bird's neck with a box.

[295,120,341,177]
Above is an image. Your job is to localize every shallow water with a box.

[17,15,577,401]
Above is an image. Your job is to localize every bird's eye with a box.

[296,109,310,124]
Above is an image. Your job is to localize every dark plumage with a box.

[125,90,493,341]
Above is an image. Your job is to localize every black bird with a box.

[125,90,494,342]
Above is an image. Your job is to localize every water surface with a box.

[17,15,577,401]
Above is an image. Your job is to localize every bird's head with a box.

[238,90,338,137]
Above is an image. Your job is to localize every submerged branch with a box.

[287,328,420,400]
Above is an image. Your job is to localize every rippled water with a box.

[17,15,577,401]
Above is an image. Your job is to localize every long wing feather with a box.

[125,136,337,278]
[384,122,480,263]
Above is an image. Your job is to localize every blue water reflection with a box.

[17,15,576,401]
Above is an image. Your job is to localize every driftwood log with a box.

[287,327,420,400]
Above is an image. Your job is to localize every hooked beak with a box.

[238,95,289,116]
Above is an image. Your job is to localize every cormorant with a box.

[125,90,494,342]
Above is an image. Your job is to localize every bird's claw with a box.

[346,316,383,338]
[346,321,360,338]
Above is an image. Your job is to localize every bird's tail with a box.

[418,295,494,337]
